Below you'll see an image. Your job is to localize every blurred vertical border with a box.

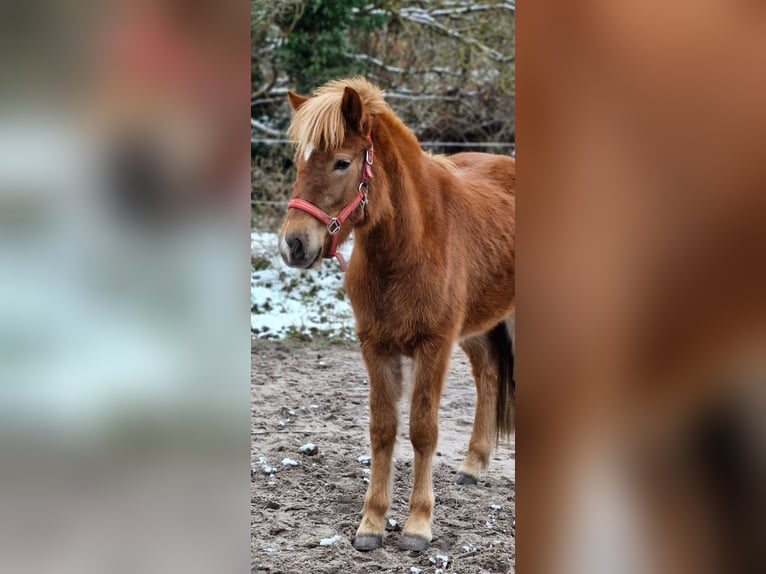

[517,1,766,573]
[0,1,251,572]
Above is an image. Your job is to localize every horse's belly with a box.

[460,269,515,337]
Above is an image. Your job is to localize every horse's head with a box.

[278,83,374,270]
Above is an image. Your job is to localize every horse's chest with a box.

[346,274,450,350]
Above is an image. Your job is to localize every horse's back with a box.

[449,152,515,196]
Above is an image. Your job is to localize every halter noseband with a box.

[287,134,373,271]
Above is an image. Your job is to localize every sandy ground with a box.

[252,340,515,574]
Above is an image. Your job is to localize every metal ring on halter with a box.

[365,148,374,165]
[358,182,369,207]
[327,218,341,235]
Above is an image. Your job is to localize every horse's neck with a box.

[357,120,427,259]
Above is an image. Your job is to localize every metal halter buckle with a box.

[327,218,341,235]
[365,148,374,166]
[358,182,369,207]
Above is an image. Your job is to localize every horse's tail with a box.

[488,316,515,442]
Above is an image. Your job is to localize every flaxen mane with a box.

[287,77,390,157]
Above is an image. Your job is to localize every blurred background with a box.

[0,1,250,572]
[518,2,766,573]
[251,0,515,341]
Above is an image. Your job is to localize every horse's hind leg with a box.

[456,316,514,484]
[456,333,499,484]
[401,339,453,552]
[353,346,403,552]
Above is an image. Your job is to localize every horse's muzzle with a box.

[280,230,322,269]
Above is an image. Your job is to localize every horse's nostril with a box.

[286,235,305,261]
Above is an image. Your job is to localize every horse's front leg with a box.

[401,339,453,551]
[353,345,403,551]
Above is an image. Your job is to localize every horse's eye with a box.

[333,159,351,171]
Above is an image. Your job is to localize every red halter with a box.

[287,135,373,271]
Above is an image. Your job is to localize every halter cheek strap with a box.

[287,135,373,271]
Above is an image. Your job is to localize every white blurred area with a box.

[0,1,250,572]
[0,115,243,432]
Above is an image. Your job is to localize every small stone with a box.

[281,458,299,467]
[257,456,276,475]
[299,442,318,456]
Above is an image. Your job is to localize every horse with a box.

[277,77,515,552]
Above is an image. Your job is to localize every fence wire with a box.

[252,137,514,149]
[253,138,515,207]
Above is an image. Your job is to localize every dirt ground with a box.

[252,340,515,574]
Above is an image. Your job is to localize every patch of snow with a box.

[251,231,356,341]
[388,518,397,528]
[357,454,371,465]
[281,458,299,466]
[436,554,449,568]
[319,534,341,546]
[490,503,503,511]
[410,567,422,574]
[299,442,316,452]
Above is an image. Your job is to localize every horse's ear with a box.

[341,86,366,134]
[287,91,309,111]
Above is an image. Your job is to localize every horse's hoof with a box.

[353,534,383,552]
[399,533,430,552]
[454,472,479,485]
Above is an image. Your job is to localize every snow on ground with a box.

[251,231,356,341]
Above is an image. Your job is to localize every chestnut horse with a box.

[278,77,515,552]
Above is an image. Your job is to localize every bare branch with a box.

[430,4,515,17]
[397,8,512,62]
[251,119,283,138]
